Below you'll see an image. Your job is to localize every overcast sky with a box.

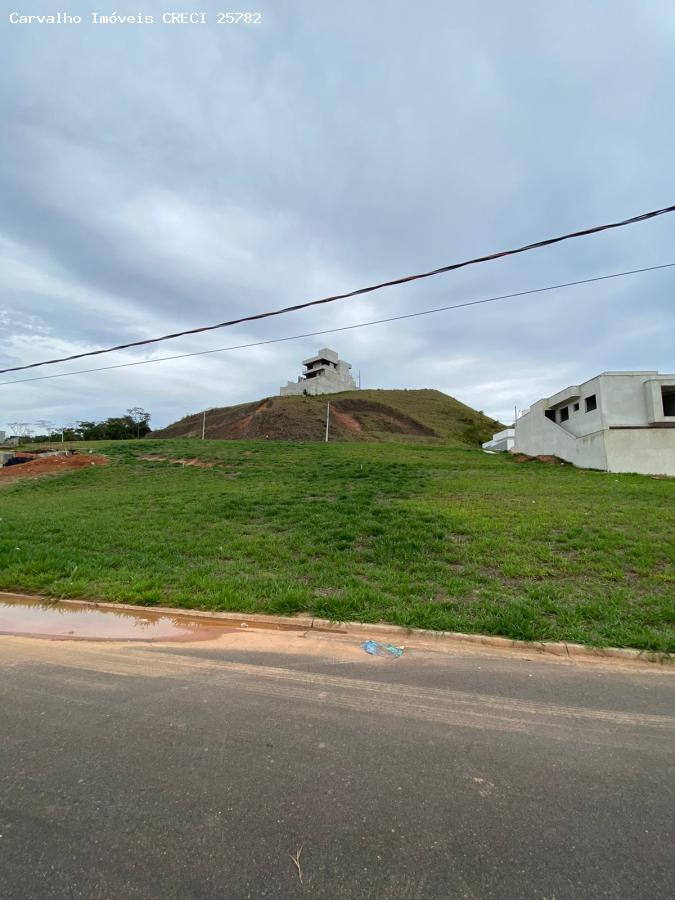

[1,1,674,432]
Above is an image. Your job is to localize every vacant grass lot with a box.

[1,440,673,651]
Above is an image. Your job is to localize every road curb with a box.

[308,618,671,664]
[1,591,671,665]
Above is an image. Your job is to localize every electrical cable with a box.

[1,202,674,375]
[1,261,672,387]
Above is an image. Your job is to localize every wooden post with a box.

[325,402,330,442]
[202,410,206,440]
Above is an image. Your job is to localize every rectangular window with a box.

[559,406,569,422]
[585,395,597,412]
[662,386,675,417]
[544,409,555,421]
[572,402,580,412]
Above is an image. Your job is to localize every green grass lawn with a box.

[1,439,673,651]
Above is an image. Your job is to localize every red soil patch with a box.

[332,398,437,437]
[512,453,567,465]
[330,409,363,432]
[228,399,271,438]
[138,456,215,468]
[0,454,109,481]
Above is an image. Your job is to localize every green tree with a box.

[126,407,151,438]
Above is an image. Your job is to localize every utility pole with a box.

[358,369,361,389]
[325,402,330,442]
[202,410,206,440]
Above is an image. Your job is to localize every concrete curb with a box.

[309,618,671,664]
[1,591,671,666]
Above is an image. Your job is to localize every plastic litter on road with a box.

[361,640,404,658]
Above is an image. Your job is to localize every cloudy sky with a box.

[1,1,674,432]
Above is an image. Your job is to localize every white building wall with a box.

[280,348,357,396]
[514,409,608,469]
[540,375,605,437]
[597,372,658,427]
[280,372,355,396]
[513,371,675,476]
[604,429,675,476]
[566,376,605,437]
[545,372,664,435]
[482,428,515,452]
[644,377,675,424]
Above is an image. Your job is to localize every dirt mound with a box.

[512,453,568,465]
[0,454,109,482]
[151,389,502,447]
[331,398,437,437]
[153,397,433,442]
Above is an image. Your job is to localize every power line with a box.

[2,202,674,376]
[1,261,672,388]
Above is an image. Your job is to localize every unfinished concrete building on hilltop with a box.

[280,348,357,396]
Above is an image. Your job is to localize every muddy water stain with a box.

[0,597,245,642]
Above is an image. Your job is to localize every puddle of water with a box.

[0,596,243,642]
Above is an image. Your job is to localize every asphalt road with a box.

[1,630,673,899]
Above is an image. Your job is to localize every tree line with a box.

[6,408,151,442]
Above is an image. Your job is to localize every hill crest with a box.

[151,389,502,446]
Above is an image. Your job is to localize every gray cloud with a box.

[1,0,674,432]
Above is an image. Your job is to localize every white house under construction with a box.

[280,348,357,396]
[513,370,675,476]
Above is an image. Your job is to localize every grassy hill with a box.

[151,389,503,446]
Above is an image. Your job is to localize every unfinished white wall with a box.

[598,372,658,427]
[644,377,675,425]
[281,348,357,396]
[482,428,515,451]
[515,371,675,474]
[605,429,675,476]
[514,406,608,469]
[542,375,605,438]
[280,373,355,396]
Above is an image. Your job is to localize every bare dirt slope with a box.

[0,454,109,483]
[151,389,502,446]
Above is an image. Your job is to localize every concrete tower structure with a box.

[280,348,357,396]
